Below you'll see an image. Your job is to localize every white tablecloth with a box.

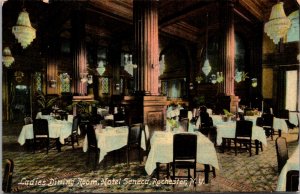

[83,126,128,163]
[215,121,267,146]
[276,145,299,191]
[17,120,73,145]
[244,116,289,133]
[145,131,220,175]
[289,112,299,126]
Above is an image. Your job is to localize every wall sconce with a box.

[80,72,88,83]
[97,61,106,76]
[251,78,257,88]
[87,75,93,84]
[211,74,217,84]
[216,72,224,83]
[189,82,194,90]
[14,71,24,83]
[124,54,137,76]
[49,79,57,88]
[195,76,203,84]
[115,83,120,90]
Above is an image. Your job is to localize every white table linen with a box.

[276,145,299,191]
[83,126,128,163]
[245,115,289,133]
[215,121,267,146]
[289,112,298,126]
[18,120,73,145]
[145,131,220,175]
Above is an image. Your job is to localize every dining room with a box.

[2,0,300,193]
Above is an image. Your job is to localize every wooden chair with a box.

[86,124,100,170]
[65,116,80,149]
[262,113,275,140]
[24,116,33,125]
[275,137,288,173]
[234,120,253,157]
[127,123,143,166]
[286,170,299,191]
[178,118,189,132]
[2,159,14,193]
[172,133,197,186]
[33,119,50,154]
[114,113,126,127]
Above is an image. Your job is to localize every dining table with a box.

[215,120,267,154]
[145,131,220,183]
[276,145,299,191]
[244,115,289,134]
[18,118,74,151]
[82,125,147,163]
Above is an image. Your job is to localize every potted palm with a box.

[36,92,58,115]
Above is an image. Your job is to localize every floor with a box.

[2,121,299,192]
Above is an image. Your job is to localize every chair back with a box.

[235,120,253,138]
[128,123,142,145]
[33,119,49,137]
[178,118,189,132]
[278,109,289,119]
[24,117,33,125]
[256,117,264,126]
[286,170,299,191]
[173,133,197,160]
[179,109,188,119]
[72,116,80,134]
[238,113,245,121]
[275,137,288,172]
[262,113,274,127]
[86,124,98,150]
[2,159,14,193]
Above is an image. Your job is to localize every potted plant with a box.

[36,92,58,114]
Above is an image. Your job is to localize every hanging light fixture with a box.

[264,2,291,44]
[2,47,15,67]
[202,13,211,76]
[12,9,36,49]
[97,60,106,76]
[251,78,258,88]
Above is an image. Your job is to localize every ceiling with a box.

[2,0,298,53]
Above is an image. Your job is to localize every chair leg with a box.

[71,136,75,150]
[94,151,99,170]
[156,163,160,179]
[212,167,216,178]
[127,147,130,167]
[234,139,237,156]
[249,142,252,157]
[260,142,263,151]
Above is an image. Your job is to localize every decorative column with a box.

[46,39,59,95]
[71,9,87,95]
[133,0,159,95]
[219,0,235,96]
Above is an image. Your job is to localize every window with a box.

[34,72,42,92]
[101,78,110,94]
[285,70,298,111]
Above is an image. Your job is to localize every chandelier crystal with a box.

[2,47,15,67]
[12,9,36,49]
[202,13,211,76]
[264,2,291,44]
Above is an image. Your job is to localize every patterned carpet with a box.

[2,122,299,193]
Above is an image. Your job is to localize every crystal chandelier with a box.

[2,47,15,67]
[202,13,211,76]
[97,61,106,76]
[12,9,36,49]
[264,2,291,44]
